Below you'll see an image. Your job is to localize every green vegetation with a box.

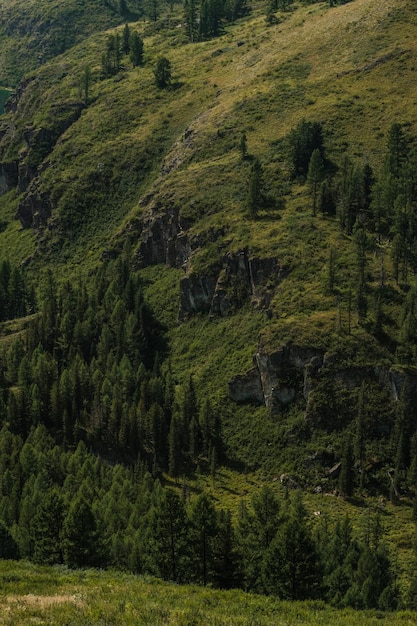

[0,0,417,617]
[0,561,415,625]
[0,88,11,115]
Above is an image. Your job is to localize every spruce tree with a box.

[262,493,321,599]
[307,148,324,216]
[189,493,218,586]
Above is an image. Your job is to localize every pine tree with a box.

[307,148,324,216]
[147,489,190,582]
[32,489,65,564]
[0,521,19,559]
[212,509,241,588]
[247,157,263,218]
[154,57,172,88]
[189,493,218,586]
[262,493,321,599]
[129,32,144,67]
[62,496,104,568]
[122,23,130,55]
[184,0,198,41]
[339,434,354,497]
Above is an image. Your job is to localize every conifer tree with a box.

[32,489,65,564]
[122,24,130,55]
[62,496,104,568]
[189,493,218,586]
[307,148,324,216]
[247,157,263,218]
[263,493,321,599]
[129,32,144,67]
[147,489,190,582]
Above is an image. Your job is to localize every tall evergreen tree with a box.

[189,493,218,586]
[62,496,104,568]
[307,148,324,216]
[262,493,321,599]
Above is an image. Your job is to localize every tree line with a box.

[0,252,222,477]
[0,426,403,609]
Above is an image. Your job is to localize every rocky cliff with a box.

[228,341,416,428]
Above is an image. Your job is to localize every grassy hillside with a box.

[0,0,415,484]
[0,0,124,85]
[0,560,414,625]
[1,0,417,611]
[0,0,415,462]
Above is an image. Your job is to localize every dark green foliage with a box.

[189,492,218,585]
[154,57,172,88]
[246,157,264,217]
[183,0,247,41]
[62,495,104,568]
[129,32,144,66]
[263,493,321,600]
[339,434,354,497]
[102,34,122,77]
[307,148,324,216]
[147,489,190,582]
[145,0,160,21]
[199,0,224,39]
[78,65,91,105]
[184,0,199,41]
[287,119,324,179]
[240,131,248,159]
[0,260,33,322]
[32,489,65,564]
[0,520,19,559]
[122,23,130,55]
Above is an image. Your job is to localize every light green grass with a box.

[0,560,415,625]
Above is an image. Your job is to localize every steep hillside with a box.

[0,0,124,85]
[0,0,416,475]
[0,0,417,609]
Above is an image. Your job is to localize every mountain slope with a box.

[0,0,417,595]
[0,0,416,466]
[0,0,123,85]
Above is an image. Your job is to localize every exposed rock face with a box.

[16,178,52,228]
[179,251,287,320]
[227,366,264,404]
[3,77,35,114]
[179,274,219,319]
[134,202,191,269]
[0,94,85,228]
[131,196,288,320]
[0,162,18,195]
[229,344,323,411]
[228,342,417,419]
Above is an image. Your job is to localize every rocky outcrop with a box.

[1,97,84,229]
[179,273,220,319]
[0,162,18,195]
[3,77,35,114]
[179,251,288,320]
[229,344,323,410]
[134,202,192,269]
[131,195,288,320]
[228,342,417,419]
[227,367,264,404]
[16,178,52,229]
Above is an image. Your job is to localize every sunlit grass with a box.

[0,560,415,625]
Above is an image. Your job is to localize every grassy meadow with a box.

[0,561,416,625]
